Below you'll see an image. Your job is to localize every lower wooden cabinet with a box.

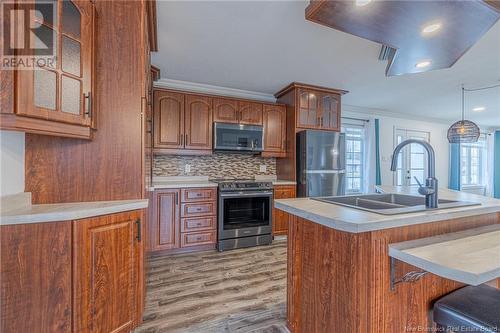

[148,187,217,253]
[273,185,296,236]
[0,210,144,333]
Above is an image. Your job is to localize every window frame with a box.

[342,124,365,194]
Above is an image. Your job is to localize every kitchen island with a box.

[275,187,500,333]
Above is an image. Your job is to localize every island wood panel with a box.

[153,90,185,149]
[213,97,239,123]
[0,221,72,333]
[73,211,141,333]
[25,0,147,204]
[184,94,213,150]
[286,212,500,333]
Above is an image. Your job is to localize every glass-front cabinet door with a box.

[16,0,94,127]
[319,93,340,131]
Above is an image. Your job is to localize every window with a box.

[343,125,364,194]
[461,135,487,187]
[394,129,430,187]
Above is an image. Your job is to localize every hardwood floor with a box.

[135,241,288,333]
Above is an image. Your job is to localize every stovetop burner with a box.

[212,178,273,191]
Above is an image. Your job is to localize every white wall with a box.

[344,106,451,188]
[0,131,25,196]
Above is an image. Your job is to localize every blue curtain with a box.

[375,119,381,186]
[449,143,461,191]
[494,131,500,198]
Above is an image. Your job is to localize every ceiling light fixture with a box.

[415,60,432,69]
[447,85,480,143]
[422,23,442,34]
[472,106,485,112]
[355,0,372,7]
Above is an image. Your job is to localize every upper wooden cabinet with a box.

[275,82,348,132]
[1,0,96,139]
[297,89,341,131]
[185,94,213,150]
[238,101,263,125]
[152,89,288,156]
[213,98,239,124]
[213,98,263,125]
[263,104,286,157]
[153,90,212,154]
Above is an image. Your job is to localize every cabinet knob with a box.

[84,92,92,118]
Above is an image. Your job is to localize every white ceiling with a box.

[152,1,500,128]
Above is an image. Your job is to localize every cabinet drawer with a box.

[181,230,217,247]
[180,202,216,217]
[181,216,216,232]
[181,188,217,202]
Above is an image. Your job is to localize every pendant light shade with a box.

[447,120,480,143]
[447,85,480,144]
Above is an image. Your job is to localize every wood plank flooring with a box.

[135,241,288,333]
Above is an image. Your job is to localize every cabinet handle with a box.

[180,134,183,146]
[146,119,152,134]
[84,92,92,118]
[185,134,188,145]
[135,218,142,242]
[175,192,178,205]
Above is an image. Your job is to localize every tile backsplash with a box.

[153,153,276,179]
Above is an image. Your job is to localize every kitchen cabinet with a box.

[148,187,217,253]
[297,89,341,131]
[213,98,263,125]
[184,94,213,150]
[153,90,212,154]
[152,89,291,157]
[272,185,296,236]
[263,104,287,157]
[1,0,96,139]
[0,210,144,333]
[73,211,143,332]
[213,98,239,123]
[239,101,263,125]
[150,189,180,251]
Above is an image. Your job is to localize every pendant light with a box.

[447,85,480,144]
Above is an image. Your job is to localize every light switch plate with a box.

[259,165,267,172]
[185,164,191,173]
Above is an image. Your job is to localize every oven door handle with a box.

[219,191,273,198]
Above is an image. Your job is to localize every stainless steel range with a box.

[215,179,273,251]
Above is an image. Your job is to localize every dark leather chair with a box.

[433,284,500,332]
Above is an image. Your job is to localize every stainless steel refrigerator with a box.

[296,130,346,197]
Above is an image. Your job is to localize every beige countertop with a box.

[149,176,218,190]
[389,224,500,285]
[274,186,500,233]
[149,176,296,190]
[0,192,148,226]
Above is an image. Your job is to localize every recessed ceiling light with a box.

[422,23,442,34]
[415,60,432,69]
[472,106,485,112]
[355,0,372,6]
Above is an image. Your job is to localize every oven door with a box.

[214,122,264,152]
[218,190,272,240]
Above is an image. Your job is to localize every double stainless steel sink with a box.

[312,193,479,215]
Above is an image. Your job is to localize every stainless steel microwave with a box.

[213,122,263,152]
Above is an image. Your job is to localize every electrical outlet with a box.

[185,164,191,173]
[259,165,267,172]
